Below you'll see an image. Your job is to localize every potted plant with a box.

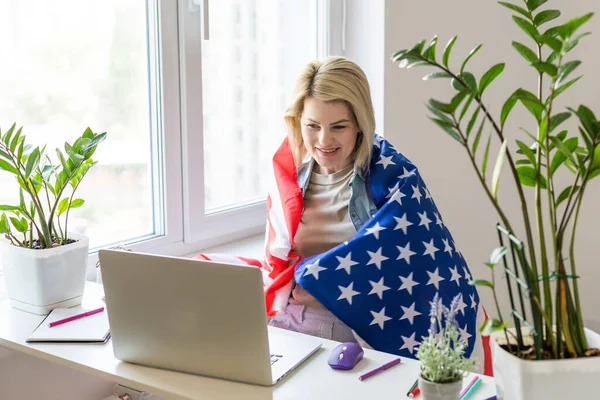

[417,293,476,400]
[391,1,600,399]
[0,123,106,314]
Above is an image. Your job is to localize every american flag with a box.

[196,134,492,375]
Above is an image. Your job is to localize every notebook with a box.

[26,307,111,343]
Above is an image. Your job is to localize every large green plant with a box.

[0,124,106,249]
[392,0,600,359]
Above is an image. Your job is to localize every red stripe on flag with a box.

[193,254,211,261]
[237,256,263,268]
[482,307,494,376]
[271,138,303,241]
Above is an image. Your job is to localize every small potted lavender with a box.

[416,293,476,400]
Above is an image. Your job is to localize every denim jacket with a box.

[296,158,378,232]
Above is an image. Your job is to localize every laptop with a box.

[98,249,322,386]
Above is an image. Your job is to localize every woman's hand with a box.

[289,283,326,309]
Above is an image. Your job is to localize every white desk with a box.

[0,280,496,400]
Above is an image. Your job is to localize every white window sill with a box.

[188,233,264,260]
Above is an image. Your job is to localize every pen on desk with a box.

[406,378,418,396]
[408,387,420,398]
[358,357,401,381]
[460,376,482,400]
[459,376,480,398]
[49,307,105,328]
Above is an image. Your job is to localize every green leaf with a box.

[472,113,487,153]
[565,32,591,52]
[470,279,494,288]
[0,214,10,234]
[571,105,597,137]
[527,0,547,11]
[466,106,482,137]
[501,91,519,128]
[591,143,600,171]
[480,318,510,336]
[479,63,505,94]
[449,91,468,113]
[550,137,578,175]
[442,36,458,68]
[0,205,20,212]
[0,148,10,160]
[411,39,427,54]
[9,217,27,233]
[532,61,558,77]
[427,103,454,126]
[430,118,463,143]
[516,159,533,165]
[557,61,581,85]
[57,198,70,216]
[534,10,560,26]
[391,49,409,62]
[452,72,477,92]
[513,16,540,44]
[518,166,548,188]
[512,41,539,63]
[551,76,582,102]
[498,2,530,18]
[491,140,508,198]
[549,112,571,133]
[460,44,482,74]
[482,134,492,177]
[9,127,22,153]
[2,124,16,146]
[70,198,85,208]
[490,246,508,265]
[429,98,454,114]
[423,35,438,61]
[515,89,545,122]
[540,34,563,52]
[516,140,537,164]
[25,147,41,179]
[423,71,452,80]
[563,12,594,38]
[0,159,18,175]
[459,93,476,122]
[556,185,580,208]
[19,188,25,211]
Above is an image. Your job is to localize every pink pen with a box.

[358,357,401,381]
[48,307,105,328]
[459,376,480,398]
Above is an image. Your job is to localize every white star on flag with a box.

[368,277,391,300]
[388,189,406,205]
[396,242,417,264]
[337,282,360,305]
[425,187,433,200]
[422,239,439,260]
[449,265,462,286]
[463,266,472,282]
[367,247,389,270]
[400,332,420,354]
[470,294,477,309]
[399,272,420,295]
[398,167,415,179]
[365,222,386,240]
[376,155,396,170]
[442,238,453,255]
[385,182,400,199]
[434,212,443,227]
[400,302,422,325]
[418,211,432,231]
[370,307,392,330]
[426,267,445,290]
[335,253,359,275]
[411,184,423,204]
[456,294,467,316]
[303,259,327,280]
[459,324,472,343]
[393,213,413,234]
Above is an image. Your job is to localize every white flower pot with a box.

[492,328,600,400]
[418,377,462,400]
[0,233,89,315]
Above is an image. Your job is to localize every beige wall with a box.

[382,0,600,330]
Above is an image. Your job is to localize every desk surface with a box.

[0,280,496,400]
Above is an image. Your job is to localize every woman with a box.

[199,57,491,375]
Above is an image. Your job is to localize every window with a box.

[0,0,332,267]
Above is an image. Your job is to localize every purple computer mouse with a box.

[328,342,364,370]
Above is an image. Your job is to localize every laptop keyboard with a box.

[270,353,283,365]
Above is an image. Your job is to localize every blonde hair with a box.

[284,56,375,171]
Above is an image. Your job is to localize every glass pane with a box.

[201,0,316,211]
[0,0,160,249]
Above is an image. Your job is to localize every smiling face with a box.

[300,97,360,175]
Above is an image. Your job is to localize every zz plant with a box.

[392,0,600,359]
[0,123,106,249]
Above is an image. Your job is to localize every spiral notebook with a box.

[26,307,111,343]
